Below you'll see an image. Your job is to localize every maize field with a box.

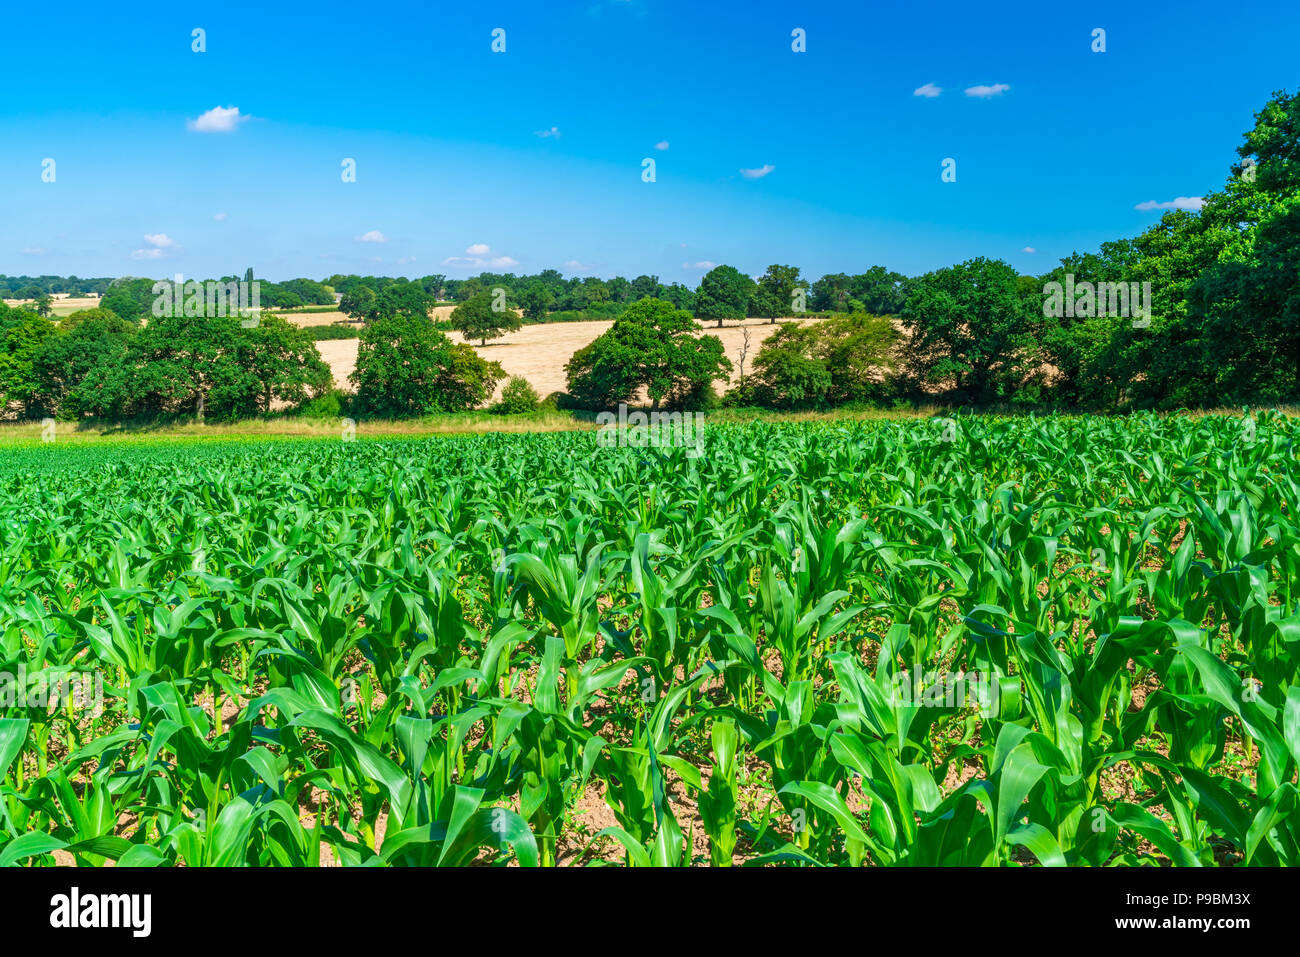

[0,413,1297,867]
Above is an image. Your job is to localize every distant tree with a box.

[351,316,505,417]
[517,281,555,321]
[555,280,585,312]
[30,309,137,417]
[809,272,852,312]
[748,287,781,321]
[607,276,632,303]
[77,313,246,421]
[236,312,333,412]
[532,269,563,296]
[32,294,53,318]
[578,278,611,307]
[69,312,332,422]
[60,307,120,332]
[100,278,156,322]
[744,312,897,409]
[817,312,899,403]
[564,341,640,409]
[493,375,541,414]
[451,291,522,345]
[476,272,518,294]
[277,278,335,305]
[0,303,58,415]
[420,274,448,298]
[327,274,380,297]
[746,323,831,409]
[264,289,303,310]
[695,265,754,327]
[373,281,436,322]
[900,257,1037,403]
[630,274,660,301]
[339,285,377,321]
[1032,251,1118,408]
[565,297,731,411]
[454,279,484,302]
[752,264,805,323]
[849,266,909,315]
[658,282,696,313]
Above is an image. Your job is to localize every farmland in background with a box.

[311,314,817,401]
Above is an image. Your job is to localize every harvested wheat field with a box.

[283,305,458,326]
[305,315,821,400]
[4,295,103,316]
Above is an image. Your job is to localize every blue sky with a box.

[1,0,1295,284]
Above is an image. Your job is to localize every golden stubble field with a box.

[3,295,104,316]
[307,314,821,400]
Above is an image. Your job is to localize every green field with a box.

[1,413,1296,866]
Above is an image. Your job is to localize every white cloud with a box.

[1023,246,1036,254]
[443,243,518,268]
[535,126,561,138]
[130,233,178,260]
[564,260,594,271]
[1135,196,1204,211]
[187,105,250,133]
[20,247,46,255]
[739,164,775,179]
[913,83,942,98]
[654,140,669,150]
[213,212,228,221]
[965,84,1010,98]
[397,256,417,265]
[355,230,387,243]
[682,260,717,270]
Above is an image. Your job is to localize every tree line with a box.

[1,272,337,313]
[0,276,114,299]
[328,266,888,324]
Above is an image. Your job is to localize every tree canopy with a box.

[900,257,1038,404]
[695,265,754,327]
[750,264,805,322]
[746,312,898,409]
[351,316,505,417]
[566,297,731,411]
[451,291,522,345]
